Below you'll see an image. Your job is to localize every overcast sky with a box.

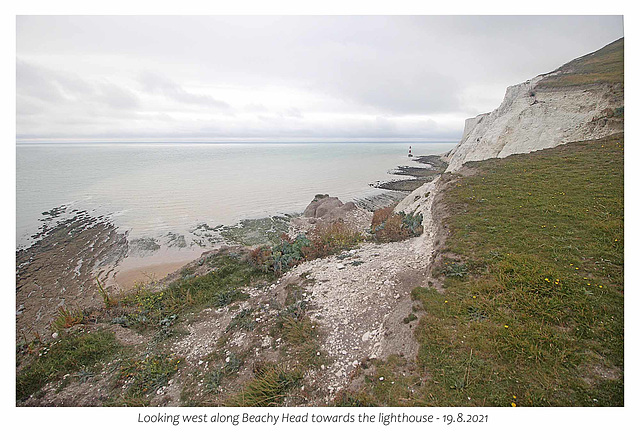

[16,15,623,142]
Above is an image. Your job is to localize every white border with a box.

[3,3,636,440]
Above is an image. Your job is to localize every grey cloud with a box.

[138,71,231,109]
[17,60,74,103]
[98,83,140,110]
[283,108,303,118]
[17,60,140,111]
[16,16,623,141]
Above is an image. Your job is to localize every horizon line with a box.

[16,139,460,146]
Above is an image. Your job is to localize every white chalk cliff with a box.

[444,38,624,172]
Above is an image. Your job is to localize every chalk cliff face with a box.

[444,38,624,172]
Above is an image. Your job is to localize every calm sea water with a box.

[16,141,454,249]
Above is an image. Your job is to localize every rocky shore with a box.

[16,209,128,340]
[15,162,433,343]
[371,154,447,192]
[15,152,446,406]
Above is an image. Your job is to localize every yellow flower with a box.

[511,402,517,407]
[504,325,509,329]
[513,395,517,399]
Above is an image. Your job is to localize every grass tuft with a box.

[227,363,303,407]
[16,330,120,401]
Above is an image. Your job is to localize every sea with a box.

[16,141,454,252]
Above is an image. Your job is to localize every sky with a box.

[16,15,624,142]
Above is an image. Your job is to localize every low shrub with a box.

[51,307,84,332]
[248,246,272,273]
[247,224,362,274]
[371,206,423,242]
[270,234,311,275]
[302,221,362,260]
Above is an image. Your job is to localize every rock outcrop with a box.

[444,38,624,172]
[292,194,373,235]
[302,194,357,221]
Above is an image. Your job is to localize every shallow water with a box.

[16,141,454,249]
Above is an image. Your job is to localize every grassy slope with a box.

[535,38,623,89]
[424,134,623,406]
[340,134,623,407]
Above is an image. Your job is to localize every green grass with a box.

[117,353,183,401]
[16,330,121,401]
[116,253,274,331]
[536,38,623,89]
[410,134,623,406]
[334,355,422,407]
[338,134,623,407]
[227,363,303,407]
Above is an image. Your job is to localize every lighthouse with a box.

[408,146,413,157]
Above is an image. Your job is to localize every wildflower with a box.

[544,278,550,282]
[511,402,517,407]
[513,395,517,399]
[504,325,509,329]
[445,300,448,304]
[473,295,477,299]
[599,285,603,288]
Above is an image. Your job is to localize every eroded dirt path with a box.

[280,178,440,403]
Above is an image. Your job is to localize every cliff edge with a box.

[444,38,624,172]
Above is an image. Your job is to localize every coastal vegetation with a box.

[248,222,363,275]
[113,251,275,332]
[535,38,623,89]
[371,206,423,242]
[16,329,121,401]
[16,134,623,407]
[339,133,623,406]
